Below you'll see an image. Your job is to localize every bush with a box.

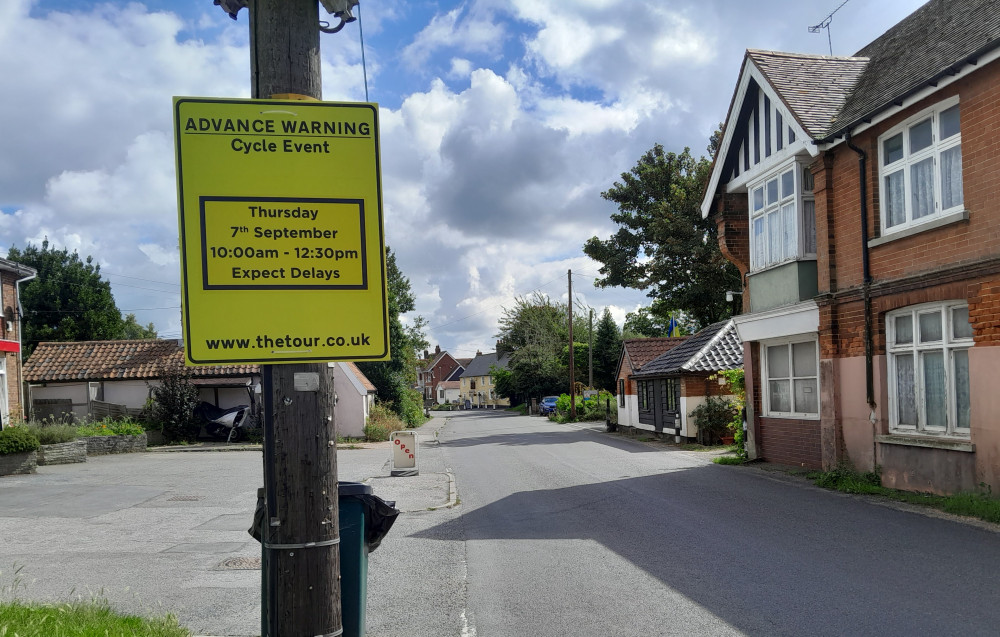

[24,422,78,445]
[150,369,201,442]
[554,391,616,422]
[0,426,40,455]
[397,388,426,427]
[364,403,407,442]
[690,396,738,444]
[77,417,146,438]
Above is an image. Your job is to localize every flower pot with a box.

[720,435,735,445]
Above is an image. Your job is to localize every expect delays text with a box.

[234,266,339,281]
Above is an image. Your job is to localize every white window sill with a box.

[762,413,820,420]
[869,210,969,248]
[876,433,974,452]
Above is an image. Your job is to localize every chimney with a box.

[423,349,429,359]
[435,344,441,354]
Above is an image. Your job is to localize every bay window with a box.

[879,98,963,233]
[763,338,819,418]
[749,162,816,271]
[887,302,972,436]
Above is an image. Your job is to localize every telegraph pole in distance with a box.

[249,1,341,635]
[588,307,593,388]
[568,269,576,419]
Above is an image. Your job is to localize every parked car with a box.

[539,396,559,416]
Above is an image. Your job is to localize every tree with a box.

[583,142,741,329]
[592,309,622,391]
[356,246,427,424]
[495,293,569,402]
[7,240,127,358]
[121,313,157,339]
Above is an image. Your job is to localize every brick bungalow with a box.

[703,0,1000,493]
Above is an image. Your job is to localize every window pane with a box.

[909,118,933,153]
[753,217,766,268]
[802,200,816,254]
[885,170,906,227]
[782,203,796,259]
[789,128,795,143]
[940,104,961,139]
[940,145,963,210]
[952,307,972,339]
[768,210,783,263]
[767,344,789,378]
[792,342,816,376]
[923,351,946,429]
[895,354,917,426]
[769,379,791,413]
[794,379,819,414]
[883,133,903,165]
[753,186,764,212]
[781,170,794,199]
[776,112,784,150]
[910,157,935,219]
[919,311,942,342]
[894,314,913,345]
[802,165,815,192]
[766,178,778,205]
[954,349,970,430]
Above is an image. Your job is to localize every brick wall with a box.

[758,418,823,469]
[1,274,24,422]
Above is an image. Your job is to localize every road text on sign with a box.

[174,98,389,365]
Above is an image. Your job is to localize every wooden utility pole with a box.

[588,307,593,388]
[568,269,576,419]
[250,1,341,635]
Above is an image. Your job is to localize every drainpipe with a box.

[14,266,37,424]
[845,131,878,458]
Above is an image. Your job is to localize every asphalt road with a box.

[2,412,1000,636]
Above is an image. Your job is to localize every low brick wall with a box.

[37,440,88,465]
[83,434,147,455]
[0,451,38,475]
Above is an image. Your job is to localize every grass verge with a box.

[713,455,744,465]
[0,599,190,637]
[806,465,1000,525]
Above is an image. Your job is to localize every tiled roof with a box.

[438,380,460,390]
[747,50,868,138]
[343,362,376,392]
[445,366,464,381]
[461,352,508,377]
[0,258,36,277]
[23,340,259,382]
[830,0,1000,136]
[621,337,688,373]
[633,321,742,377]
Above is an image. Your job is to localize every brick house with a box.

[703,0,1000,493]
[0,258,37,428]
[619,322,742,440]
[615,336,688,433]
[417,345,463,403]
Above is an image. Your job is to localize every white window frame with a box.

[878,96,964,235]
[749,160,816,272]
[886,301,972,437]
[761,336,820,419]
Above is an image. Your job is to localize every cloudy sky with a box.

[1,0,927,359]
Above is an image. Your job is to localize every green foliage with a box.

[592,309,622,391]
[0,599,191,637]
[76,417,145,437]
[715,368,747,460]
[7,240,128,358]
[357,247,427,422]
[0,426,40,455]
[495,293,569,403]
[690,396,738,444]
[364,403,407,442]
[809,465,883,494]
[23,422,78,445]
[553,391,616,422]
[583,143,742,329]
[150,369,201,442]
[397,388,426,427]
[713,455,744,465]
[120,313,158,339]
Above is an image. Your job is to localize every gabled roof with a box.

[437,380,460,390]
[23,340,258,382]
[343,362,376,393]
[620,337,688,374]
[747,50,867,139]
[461,352,508,377]
[445,366,464,381]
[632,321,742,378]
[0,258,36,278]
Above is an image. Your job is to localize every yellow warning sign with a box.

[173,97,389,364]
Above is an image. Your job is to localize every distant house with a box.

[628,321,743,441]
[23,339,259,422]
[436,365,464,404]
[459,351,510,409]
[417,345,463,403]
[616,337,688,432]
[0,258,37,428]
[330,361,377,438]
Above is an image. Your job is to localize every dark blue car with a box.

[539,396,559,416]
